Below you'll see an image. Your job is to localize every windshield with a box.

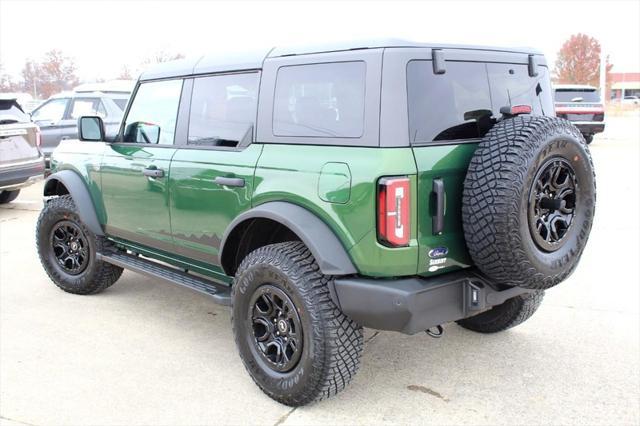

[554,89,600,103]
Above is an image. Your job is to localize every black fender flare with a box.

[43,170,104,236]
[220,202,358,276]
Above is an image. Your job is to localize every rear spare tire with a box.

[462,116,595,290]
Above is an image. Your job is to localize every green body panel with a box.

[100,144,176,248]
[318,162,351,204]
[412,143,477,276]
[49,141,106,223]
[252,144,419,277]
[49,139,475,281]
[169,144,264,264]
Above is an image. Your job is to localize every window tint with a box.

[488,64,554,115]
[408,61,493,143]
[188,73,259,147]
[0,100,30,124]
[123,79,183,145]
[273,62,366,138]
[554,88,600,103]
[111,98,129,111]
[31,98,68,123]
[69,98,106,119]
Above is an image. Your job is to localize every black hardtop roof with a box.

[139,38,544,81]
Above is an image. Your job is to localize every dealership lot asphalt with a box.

[1,115,639,426]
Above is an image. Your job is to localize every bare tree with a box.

[142,51,185,66]
[21,50,79,99]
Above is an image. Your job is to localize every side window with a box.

[31,98,68,123]
[487,64,554,116]
[69,98,106,119]
[188,73,259,147]
[123,79,183,145]
[273,61,366,138]
[407,61,493,143]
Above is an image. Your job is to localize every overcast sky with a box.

[1,0,639,82]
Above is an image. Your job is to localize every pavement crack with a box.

[0,415,39,426]
[273,407,297,426]
[407,384,450,402]
[365,331,380,344]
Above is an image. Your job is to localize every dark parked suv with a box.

[30,88,130,161]
[37,40,596,406]
[554,84,605,144]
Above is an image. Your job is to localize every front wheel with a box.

[456,291,544,333]
[0,190,20,204]
[36,195,123,295]
[231,241,363,406]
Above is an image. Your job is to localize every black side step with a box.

[98,252,231,306]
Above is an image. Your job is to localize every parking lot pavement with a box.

[1,116,639,426]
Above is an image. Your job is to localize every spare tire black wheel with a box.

[462,116,596,290]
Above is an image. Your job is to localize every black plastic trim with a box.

[331,269,532,334]
[43,170,104,236]
[220,201,358,276]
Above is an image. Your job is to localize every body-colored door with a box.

[99,78,184,251]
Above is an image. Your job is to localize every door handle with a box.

[431,178,445,235]
[142,167,164,178]
[213,176,245,187]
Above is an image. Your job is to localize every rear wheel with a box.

[584,134,594,144]
[0,190,20,204]
[456,291,544,333]
[232,241,363,406]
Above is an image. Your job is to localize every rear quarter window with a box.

[272,61,366,138]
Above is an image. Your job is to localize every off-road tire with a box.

[463,116,596,290]
[36,195,123,294]
[456,291,544,333]
[231,241,363,406]
[584,134,594,144]
[0,190,20,204]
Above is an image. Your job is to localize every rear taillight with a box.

[35,128,42,148]
[377,177,410,247]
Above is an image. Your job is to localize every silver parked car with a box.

[0,97,45,203]
[29,84,132,162]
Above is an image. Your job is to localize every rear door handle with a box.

[431,178,445,235]
[142,167,164,178]
[213,176,245,187]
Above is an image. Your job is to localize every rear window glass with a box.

[0,100,30,124]
[111,98,129,111]
[488,64,554,116]
[554,89,600,103]
[407,61,493,143]
[273,61,366,138]
[188,73,259,147]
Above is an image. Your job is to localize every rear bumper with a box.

[0,158,45,191]
[331,269,532,334]
[572,121,606,135]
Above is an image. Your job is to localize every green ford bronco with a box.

[36,40,596,406]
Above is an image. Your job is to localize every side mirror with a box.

[78,116,105,141]
[125,121,161,144]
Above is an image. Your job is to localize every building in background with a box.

[609,72,640,101]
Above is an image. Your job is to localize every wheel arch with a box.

[220,202,358,277]
[43,170,104,236]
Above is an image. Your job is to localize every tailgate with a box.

[0,122,41,166]
[412,144,476,277]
